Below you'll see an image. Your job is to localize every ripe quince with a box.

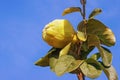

[42,19,75,48]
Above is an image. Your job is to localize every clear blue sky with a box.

[0,0,120,80]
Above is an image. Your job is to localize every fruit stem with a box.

[76,0,86,80]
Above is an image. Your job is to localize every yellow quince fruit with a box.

[42,19,75,48]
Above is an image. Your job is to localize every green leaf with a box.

[97,46,112,67]
[81,44,95,59]
[90,53,101,60]
[99,62,118,80]
[103,65,118,80]
[81,42,89,52]
[54,55,75,76]
[99,28,116,46]
[66,60,84,73]
[77,31,87,41]
[86,19,116,46]
[65,43,80,59]
[89,8,102,19]
[77,20,87,31]
[49,52,59,72]
[35,48,60,67]
[59,43,71,57]
[87,34,112,67]
[80,58,102,79]
[87,34,100,47]
[62,7,82,16]
[77,21,84,31]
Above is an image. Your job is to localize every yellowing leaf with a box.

[86,19,116,46]
[103,65,118,80]
[99,62,118,80]
[80,58,102,79]
[89,8,102,19]
[49,57,58,72]
[66,60,84,73]
[77,21,84,31]
[54,55,75,76]
[87,34,112,67]
[35,48,60,67]
[59,43,71,57]
[87,34,100,47]
[35,56,49,67]
[77,31,87,41]
[99,28,116,46]
[62,7,82,16]
[97,46,112,67]
[90,53,101,60]
[49,52,59,72]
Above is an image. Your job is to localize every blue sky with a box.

[0,0,120,80]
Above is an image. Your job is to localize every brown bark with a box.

[77,72,85,80]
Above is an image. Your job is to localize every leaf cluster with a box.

[35,3,118,80]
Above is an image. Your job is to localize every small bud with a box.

[80,0,86,5]
[42,19,75,48]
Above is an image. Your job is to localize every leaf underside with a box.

[35,48,61,67]
[80,58,102,79]
[62,7,82,16]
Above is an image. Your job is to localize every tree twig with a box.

[77,72,85,80]
[80,0,86,19]
[76,0,86,80]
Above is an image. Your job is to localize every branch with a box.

[77,72,85,80]
[80,0,86,19]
